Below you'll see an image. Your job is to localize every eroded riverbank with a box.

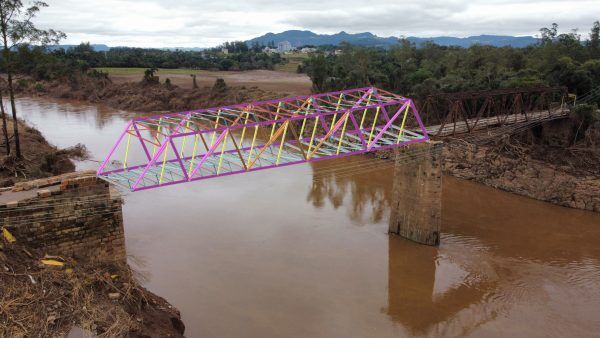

[15,73,284,112]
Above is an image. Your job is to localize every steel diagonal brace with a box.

[131,140,169,190]
[246,120,289,169]
[310,99,332,132]
[98,120,132,174]
[410,100,429,139]
[188,130,228,179]
[372,91,392,122]
[170,138,189,181]
[346,88,375,147]
[306,110,352,159]
[366,101,409,150]
[132,122,153,160]
[131,112,193,189]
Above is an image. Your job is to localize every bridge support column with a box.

[389,141,443,246]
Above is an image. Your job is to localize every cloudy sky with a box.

[34,0,599,47]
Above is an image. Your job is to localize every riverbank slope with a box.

[0,118,85,186]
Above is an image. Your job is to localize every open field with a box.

[273,52,310,73]
[96,68,312,96]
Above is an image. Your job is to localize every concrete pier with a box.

[389,141,443,246]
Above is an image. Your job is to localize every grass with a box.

[96,52,311,75]
[274,52,310,73]
[95,65,309,76]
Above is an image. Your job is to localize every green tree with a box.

[0,0,64,158]
[582,59,600,87]
[540,23,558,44]
[305,53,328,92]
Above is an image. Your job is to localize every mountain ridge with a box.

[247,30,539,48]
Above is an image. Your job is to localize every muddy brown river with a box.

[15,97,600,337]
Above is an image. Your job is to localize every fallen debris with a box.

[0,240,185,337]
[40,259,65,267]
[2,227,16,243]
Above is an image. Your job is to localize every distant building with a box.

[300,47,317,53]
[334,49,343,55]
[262,46,278,54]
[277,40,293,53]
[221,48,229,54]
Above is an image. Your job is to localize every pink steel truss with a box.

[97,87,429,191]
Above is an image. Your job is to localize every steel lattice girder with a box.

[417,86,568,133]
[97,86,429,191]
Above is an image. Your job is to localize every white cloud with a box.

[33,0,599,47]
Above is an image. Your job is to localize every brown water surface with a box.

[15,97,600,337]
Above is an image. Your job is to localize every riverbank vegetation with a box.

[301,22,600,99]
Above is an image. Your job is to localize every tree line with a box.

[9,41,283,81]
[301,22,600,99]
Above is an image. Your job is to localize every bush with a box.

[142,68,159,85]
[212,78,227,93]
[571,103,600,124]
[15,79,30,90]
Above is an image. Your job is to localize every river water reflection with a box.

[16,97,600,337]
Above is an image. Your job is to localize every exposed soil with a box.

[0,237,184,337]
[442,140,599,212]
[108,69,312,96]
[0,118,86,187]
[16,73,291,113]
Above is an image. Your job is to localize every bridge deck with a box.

[426,107,569,137]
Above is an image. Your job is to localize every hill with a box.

[247,30,538,48]
[47,44,110,52]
